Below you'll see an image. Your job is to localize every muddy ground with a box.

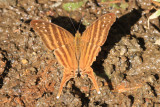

[0,0,160,106]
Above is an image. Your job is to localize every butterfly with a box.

[30,13,116,99]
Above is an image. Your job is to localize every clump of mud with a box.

[0,0,160,106]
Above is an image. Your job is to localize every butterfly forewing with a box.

[30,20,75,50]
[54,43,78,69]
[80,43,101,69]
[80,13,116,69]
[31,20,78,69]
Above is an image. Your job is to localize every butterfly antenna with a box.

[68,14,77,33]
[77,13,85,33]
[68,13,84,34]
[77,18,82,33]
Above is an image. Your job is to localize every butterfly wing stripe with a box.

[37,31,55,50]
[42,33,55,50]
[82,43,88,67]
[98,15,116,46]
[66,44,75,68]
[98,20,114,46]
[31,20,75,50]
[83,42,92,67]
[53,25,74,48]
[81,43,94,68]
[44,24,54,45]
[54,24,74,45]
[56,27,65,46]
[79,42,87,68]
[95,21,106,46]
[51,24,66,47]
[93,20,101,44]
[87,45,101,67]
[54,48,68,68]
[81,43,101,69]
[98,25,110,45]
[62,45,73,68]
[67,43,78,69]
[63,31,74,45]
[31,21,56,50]
[49,24,59,48]
[81,13,116,46]
[86,44,98,67]
[59,46,71,68]
[90,21,97,44]
[54,44,77,69]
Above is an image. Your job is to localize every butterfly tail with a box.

[82,67,101,94]
[56,69,74,99]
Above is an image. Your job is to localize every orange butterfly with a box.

[30,13,116,99]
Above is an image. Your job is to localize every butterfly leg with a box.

[82,67,101,94]
[57,69,74,99]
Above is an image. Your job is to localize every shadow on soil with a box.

[92,9,142,89]
[0,48,12,88]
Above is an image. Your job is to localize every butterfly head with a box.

[75,31,81,38]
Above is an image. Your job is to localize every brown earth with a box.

[0,0,160,106]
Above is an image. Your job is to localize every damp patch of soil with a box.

[0,0,160,106]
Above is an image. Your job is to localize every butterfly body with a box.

[30,13,116,99]
[74,31,81,63]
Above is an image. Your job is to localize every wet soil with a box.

[0,0,160,106]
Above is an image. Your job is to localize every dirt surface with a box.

[0,0,160,106]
